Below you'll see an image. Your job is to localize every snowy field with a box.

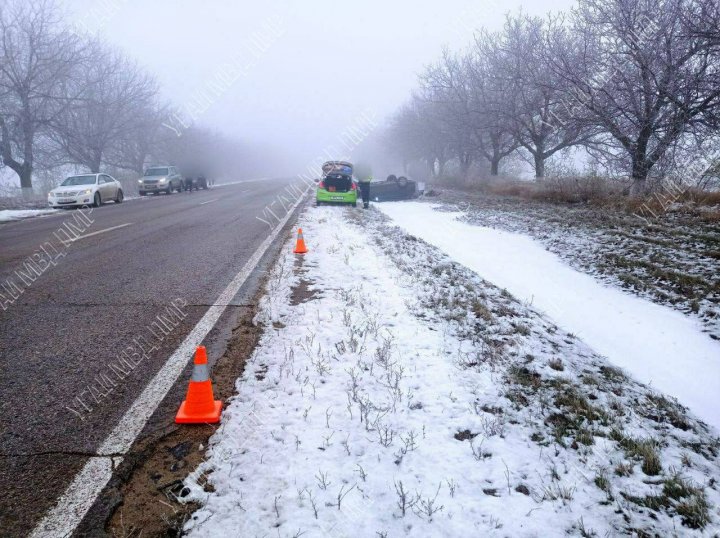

[432,189,720,342]
[378,202,720,432]
[184,204,720,537]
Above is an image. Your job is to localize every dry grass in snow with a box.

[182,205,720,537]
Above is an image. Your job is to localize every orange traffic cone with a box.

[175,346,222,424]
[293,228,308,254]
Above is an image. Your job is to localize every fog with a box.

[61,0,575,178]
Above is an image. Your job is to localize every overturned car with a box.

[370,175,423,202]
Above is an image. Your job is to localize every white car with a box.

[48,173,124,208]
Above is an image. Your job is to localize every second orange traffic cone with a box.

[293,228,308,254]
[175,346,222,424]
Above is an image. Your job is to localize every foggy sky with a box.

[63,0,576,174]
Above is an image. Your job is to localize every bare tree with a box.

[0,0,85,195]
[386,97,450,177]
[419,51,485,178]
[685,0,720,46]
[466,33,520,176]
[150,123,254,181]
[494,14,594,179]
[113,102,168,175]
[551,0,720,193]
[52,42,159,173]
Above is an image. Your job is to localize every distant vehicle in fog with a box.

[138,166,183,195]
[48,173,124,208]
[183,175,210,192]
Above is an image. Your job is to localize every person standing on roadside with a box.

[355,163,372,209]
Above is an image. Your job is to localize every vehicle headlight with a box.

[138,179,143,184]
[82,189,92,195]
[159,178,167,183]
[48,192,55,197]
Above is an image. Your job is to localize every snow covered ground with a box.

[378,202,720,432]
[430,189,720,341]
[184,204,720,537]
[0,208,59,222]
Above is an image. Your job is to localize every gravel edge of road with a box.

[101,298,265,536]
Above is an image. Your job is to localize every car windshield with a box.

[60,175,96,186]
[145,168,169,176]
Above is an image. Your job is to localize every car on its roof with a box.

[316,161,357,207]
[370,174,424,202]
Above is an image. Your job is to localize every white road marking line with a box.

[199,198,219,205]
[212,177,268,188]
[70,223,133,242]
[30,187,311,538]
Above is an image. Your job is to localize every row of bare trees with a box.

[387,0,720,193]
[0,0,240,195]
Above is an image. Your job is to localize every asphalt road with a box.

[0,178,302,535]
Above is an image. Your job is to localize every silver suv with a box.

[138,166,183,195]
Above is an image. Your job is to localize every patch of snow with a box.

[184,205,720,537]
[0,208,59,222]
[377,202,720,431]
[437,189,720,340]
